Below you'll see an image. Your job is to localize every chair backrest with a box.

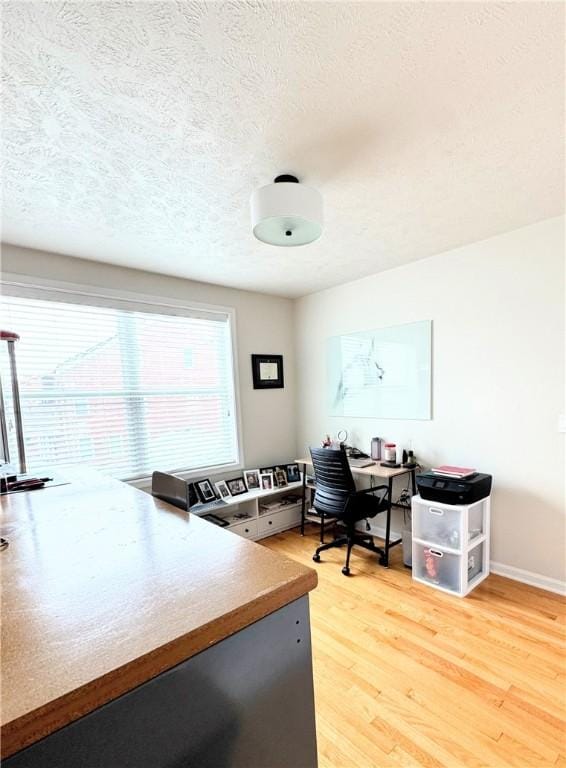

[309,446,356,518]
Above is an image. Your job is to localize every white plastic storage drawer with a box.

[467,540,485,583]
[413,542,461,594]
[229,519,258,539]
[467,501,486,544]
[412,498,462,550]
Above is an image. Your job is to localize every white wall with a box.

[3,219,565,588]
[0,243,297,472]
[294,217,565,586]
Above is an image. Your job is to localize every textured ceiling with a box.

[2,1,564,298]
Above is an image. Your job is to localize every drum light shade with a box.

[251,175,323,246]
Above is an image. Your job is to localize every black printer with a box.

[416,472,492,505]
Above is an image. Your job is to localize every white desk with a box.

[295,456,418,566]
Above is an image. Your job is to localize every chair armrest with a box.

[354,485,389,498]
[344,485,390,518]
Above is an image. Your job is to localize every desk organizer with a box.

[411,494,490,597]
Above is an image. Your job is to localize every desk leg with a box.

[300,465,307,536]
[383,477,393,567]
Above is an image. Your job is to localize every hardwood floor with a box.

[262,527,566,768]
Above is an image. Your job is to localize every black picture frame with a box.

[286,463,301,483]
[226,476,248,496]
[251,354,284,389]
[187,482,199,507]
[201,513,229,527]
[274,469,288,488]
[196,478,216,503]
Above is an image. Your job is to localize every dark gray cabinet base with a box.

[6,596,318,768]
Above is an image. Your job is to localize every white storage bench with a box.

[411,494,490,597]
[194,482,303,542]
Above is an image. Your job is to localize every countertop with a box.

[0,467,317,758]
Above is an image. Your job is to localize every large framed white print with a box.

[327,320,432,420]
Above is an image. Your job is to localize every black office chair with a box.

[309,446,390,576]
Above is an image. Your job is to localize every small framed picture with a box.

[215,480,231,499]
[259,466,275,475]
[274,469,288,488]
[201,513,229,527]
[244,469,261,491]
[196,479,216,503]
[226,477,247,496]
[286,463,301,483]
[251,354,284,389]
[260,472,274,491]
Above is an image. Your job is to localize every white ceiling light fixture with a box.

[251,174,323,246]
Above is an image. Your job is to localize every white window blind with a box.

[0,289,240,480]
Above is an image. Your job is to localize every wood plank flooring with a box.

[262,527,566,768]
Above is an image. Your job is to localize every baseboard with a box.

[489,561,566,596]
[362,522,403,542]
[363,523,566,596]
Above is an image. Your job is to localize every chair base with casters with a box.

[308,446,390,576]
[312,523,388,575]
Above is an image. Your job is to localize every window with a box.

[0,287,240,480]
[75,402,89,416]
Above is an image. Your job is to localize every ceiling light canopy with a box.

[251,174,323,246]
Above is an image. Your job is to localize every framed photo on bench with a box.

[244,469,261,491]
[196,478,216,503]
[226,477,247,496]
[274,469,288,488]
[201,513,229,527]
[286,463,301,483]
[215,480,231,499]
[260,472,274,491]
[187,482,199,507]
